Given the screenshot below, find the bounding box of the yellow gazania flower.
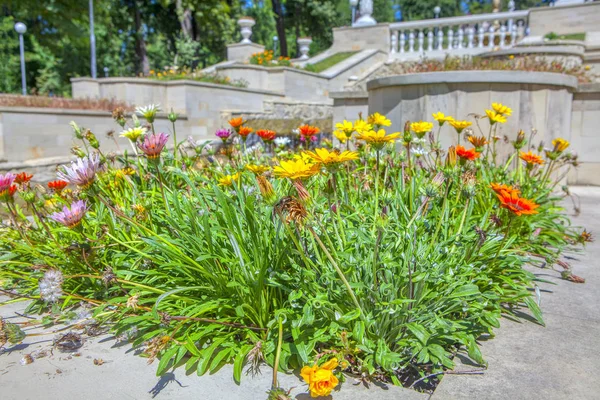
[245,164,270,175]
[552,138,570,152]
[410,121,434,136]
[301,358,339,399]
[432,112,454,125]
[335,120,355,138]
[333,130,349,143]
[120,127,147,141]
[356,129,401,147]
[448,119,472,133]
[367,112,391,128]
[218,172,241,187]
[492,102,512,116]
[485,110,507,125]
[353,119,372,135]
[273,159,320,180]
[304,148,359,165]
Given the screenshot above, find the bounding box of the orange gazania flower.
[301,358,339,398]
[238,126,253,137]
[496,190,539,216]
[490,182,520,196]
[228,117,244,129]
[298,125,320,138]
[256,129,276,142]
[48,180,69,192]
[14,172,33,185]
[519,151,544,165]
[455,145,480,161]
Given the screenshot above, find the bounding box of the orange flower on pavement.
[301,358,340,398]
[496,190,539,216]
[520,151,544,165]
[455,145,480,161]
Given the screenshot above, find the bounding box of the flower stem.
[272,316,284,389]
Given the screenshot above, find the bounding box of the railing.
[389,10,529,57]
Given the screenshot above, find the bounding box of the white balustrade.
[388,10,528,58]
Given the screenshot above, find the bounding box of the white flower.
[245,144,263,155]
[135,104,161,123]
[39,269,63,303]
[120,127,147,141]
[274,137,291,147]
[412,147,428,157]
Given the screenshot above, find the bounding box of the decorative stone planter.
[367,70,578,156]
[297,37,313,61]
[237,17,256,44]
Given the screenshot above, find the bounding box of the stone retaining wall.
[570,83,600,186]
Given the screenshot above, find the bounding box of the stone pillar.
[354,0,377,27]
[238,17,255,44]
[297,37,312,60]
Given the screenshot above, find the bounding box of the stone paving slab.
[433,186,600,400]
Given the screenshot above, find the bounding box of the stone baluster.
[457,27,464,49]
[437,28,444,50]
[467,27,475,48]
[418,30,424,52]
[510,25,517,46]
[507,0,515,34]
[478,25,485,48]
[390,31,398,54]
[400,31,406,53]
[499,25,507,48]
[427,30,434,51]
[488,26,495,48]
[408,31,415,52]
[448,28,454,49]
[517,20,525,40]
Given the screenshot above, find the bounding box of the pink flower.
[50,200,87,229]
[0,173,17,201]
[137,132,169,159]
[215,129,233,142]
[57,153,101,189]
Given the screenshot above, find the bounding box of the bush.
[0,105,588,398]
[249,50,292,67]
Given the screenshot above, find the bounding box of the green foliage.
[0,103,585,392]
[303,51,358,73]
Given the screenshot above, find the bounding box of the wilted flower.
[50,200,87,229]
[120,127,147,142]
[112,107,127,127]
[57,153,101,189]
[39,269,64,303]
[445,146,457,168]
[300,358,339,398]
[274,196,308,225]
[137,132,169,160]
[136,104,161,123]
[256,175,275,201]
[579,229,593,244]
[467,136,488,152]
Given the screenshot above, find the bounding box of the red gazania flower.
[48,180,69,192]
[256,129,276,142]
[496,190,539,216]
[490,182,520,196]
[0,185,17,201]
[519,151,544,165]
[14,172,33,185]
[298,125,320,138]
[238,126,254,138]
[455,145,480,161]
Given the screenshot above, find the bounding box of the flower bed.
[0,102,590,398]
[0,94,131,111]
[146,68,248,88]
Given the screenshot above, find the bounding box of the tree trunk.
[133,0,150,75]
[272,0,288,57]
[176,0,194,39]
[294,1,301,58]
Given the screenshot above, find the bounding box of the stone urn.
[297,37,312,61]
[355,0,377,26]
[238,17,255,44]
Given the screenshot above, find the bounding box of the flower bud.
[168,108,178,123]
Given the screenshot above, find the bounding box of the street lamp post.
[273,36,279,57]
[349,0,359,25]
[103,67,110,78]
[14,22,27,96]
[433,6,441,49]
[89,0,97,79]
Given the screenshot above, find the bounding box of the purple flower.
[0,173,16,193]
[137,132,169,159]
[215,128,233,142]
[50,200,87,229]
[57,153,101,188]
